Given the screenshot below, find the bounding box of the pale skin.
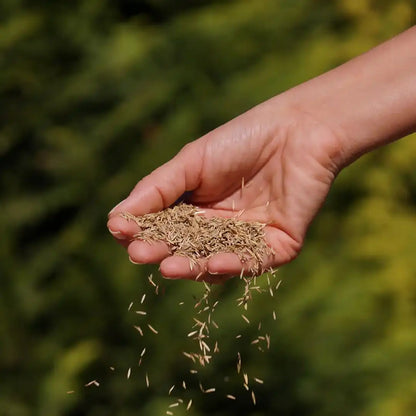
[107,26,416,283]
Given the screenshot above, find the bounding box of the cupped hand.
[107,97,344,282]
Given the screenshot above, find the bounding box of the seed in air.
[168,402,179,408]
[168,385,175,395]
[186,399,193,410]
[254,377,264,384]
[66,391,75,394]
[182,380,187,389]
[136,310,147,315]
[147,324,158,334]
[251,390,257,405]
[241,314,250,324]
[166,412,173,416]
[145,373,149,388]
[134,325,143,336]
[140,347,146,357]
[140,294,146,304]
[127,368,131,379]
[128,301,134,311]
[85,380,99,387]
[226,394,236,400]
[273,310,277,320]
[205,388,216,393]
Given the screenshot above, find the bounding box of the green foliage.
[1,0,416,415]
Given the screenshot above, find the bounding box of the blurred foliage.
[1,0,416,415]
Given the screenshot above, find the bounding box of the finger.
[127,240,171,264]
[107,215,140,240]
[108,144,203,218]
[159,255,233,284]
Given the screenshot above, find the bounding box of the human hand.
[107,98,342,282]
[108,26,416,282]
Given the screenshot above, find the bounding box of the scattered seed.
[254,377,264,384]
[128,301,134,311]
[140,294,146,304]
[66,391,75,394]
[134,325,144,336]
[166,412,173,416]
[226,394,236,400]
[241,314,250,324]
[85,380,99,387]
[109,366,115,371]
[140,347,146,357]
[169,402,179,408]
[127,368,131,379]
[147,324,158,334]
[182,380,187,389]
[186,399,193,411]
[205,388,216,393]
[273,310,277,320]
[145,373,149,388]
[168,385,175,395]
[251,390,256,405]
[136,310,147,315]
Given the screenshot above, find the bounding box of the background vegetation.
[1,0,416,415]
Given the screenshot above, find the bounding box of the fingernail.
[108,229,127,239]
[162,275,175,280]
[109,198,127,216]
[129,256,142,265]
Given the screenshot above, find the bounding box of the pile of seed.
[121,204,272,274]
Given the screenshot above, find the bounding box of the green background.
[1,0,416,414]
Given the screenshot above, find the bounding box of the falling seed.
[134,325,144,336]
[136,310,147,315]
[128,301,134,311]
[243,373,249,385]
[179,301,185,306]
[241,314,250,324]
[148,274,156,287]
[140,294,146,304]
[140,347,146,357]
[187,330,198,337]
[145,373,149,388]
[127,368,131,379]
[205,388,216,393]
[169,402,179,408]
[226,394,236,400]
[186,399,193,410]
[109,366,115,371]
[251,390,256,405]
[182,380,187,389]
[236,334,242,339]
[275,280,282,290]
[254,377,264,384]
[168,385,175,395]
[147,324,158,334]
[273,310,277,320]
[190,369,198,374]
[85,380,99,387]
[269,287,274,297]
[66,391,75,394]
[166,412,173,416]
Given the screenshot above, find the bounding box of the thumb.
[108,143,203,218]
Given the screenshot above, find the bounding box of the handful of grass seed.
[121,203,272,274]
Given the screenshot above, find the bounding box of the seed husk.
[121,203,273,274]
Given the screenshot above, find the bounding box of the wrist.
[279,26,416,169]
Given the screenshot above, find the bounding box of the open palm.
[107,99,341,281]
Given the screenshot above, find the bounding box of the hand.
[107,98,342,282]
